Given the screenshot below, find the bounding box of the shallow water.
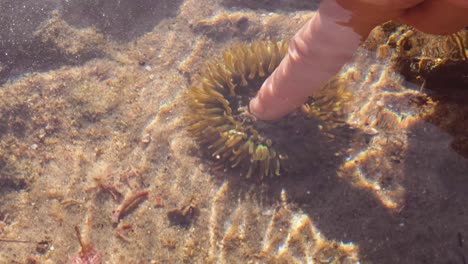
[0,0,467,263]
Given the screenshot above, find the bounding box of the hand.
[249,0,468,120]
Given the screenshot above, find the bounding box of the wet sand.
[0,0,467,263]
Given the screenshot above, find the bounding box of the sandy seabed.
[0,0,467,263]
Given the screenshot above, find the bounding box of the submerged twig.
[0,238,34,243]
[91,176,123,201]
[68,226,102,264]
[112,190,149,224]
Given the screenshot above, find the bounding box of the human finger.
[399,0,468,34]
[249,0,383,120]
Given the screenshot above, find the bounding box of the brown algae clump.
[187,40,288,179]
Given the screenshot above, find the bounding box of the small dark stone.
[36,240,50,254]
[167,204,199,227]
[235,17,249,31]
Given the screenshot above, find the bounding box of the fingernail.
[249,97,264,116]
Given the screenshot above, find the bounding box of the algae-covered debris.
[382,24,468,157]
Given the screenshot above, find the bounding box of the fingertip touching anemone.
[186,40,350,179]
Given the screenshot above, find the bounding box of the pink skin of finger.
[399,0,468,34]
[249,0,468,120]
[249,1,365,120]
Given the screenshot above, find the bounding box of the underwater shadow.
[0,1,62,85]
[258,131,408,263]
[220,119,468,263]
[285,33,468,262]
[0,0,185,85]
[0,42,104,86]
[284,62,468,263]
[392,59,468,263]
[277,89,468,262]
[375,27,468,263]
[210,48,468,262]
[186,31,466,261]
[221,0,319,12]
[218,119,404,261]
[61,0,184,42]
[396,120,468,263]
[0,1,108,85]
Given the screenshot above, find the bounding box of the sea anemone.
[186,40,348,179]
